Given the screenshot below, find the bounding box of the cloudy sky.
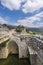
[0,0,43,27]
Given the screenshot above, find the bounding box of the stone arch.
[8,40,19,56]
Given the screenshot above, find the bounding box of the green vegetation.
[26,27,43,35]
[0,42,6,47]
[26,29,36,35]
[15,25,24,33]
[0,39,9,47]
[0,54,30,65]
[29,31,33,35]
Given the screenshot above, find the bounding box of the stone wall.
[30,54,37,65]
[0,46,8,59]
[28,37,43,65]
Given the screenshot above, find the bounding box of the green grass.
[0,54,31,65]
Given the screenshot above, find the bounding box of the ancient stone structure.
[0,37,28,59]
[0,31,43,65]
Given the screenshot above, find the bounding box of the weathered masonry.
[0,34,43,65]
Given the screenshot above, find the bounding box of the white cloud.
[14,12,43,27]
[14,19,33,27]
[1,0,43,13]
[0,0,43,27]
[22,0,43,13]
[0,12,43,27]
[1,0,23,10]
[0,17,8,24]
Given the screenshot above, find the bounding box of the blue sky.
[0,0,43,27]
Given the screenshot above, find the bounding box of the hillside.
[0,24,43,34]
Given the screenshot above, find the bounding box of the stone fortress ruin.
[0,25,43,65]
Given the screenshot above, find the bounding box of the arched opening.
[8,41,19,58]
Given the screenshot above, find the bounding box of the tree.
[15,25,24,33]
